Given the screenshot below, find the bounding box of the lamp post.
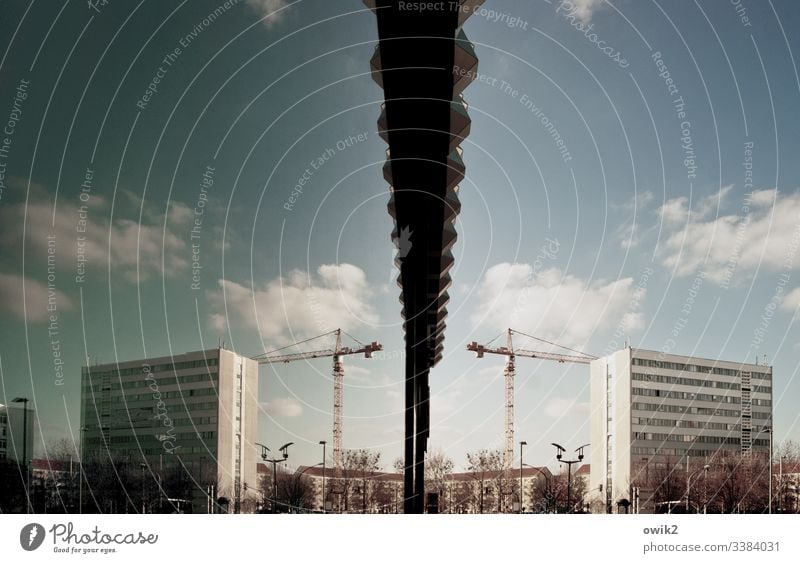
[255,442,293,513]
[293,462,323,513]
[78,426,86,514]
[768,426,773,515]
[319,440,327,513]
[754,425,773,514]
[519,441,527,514]
[522,463,550,513]
[12,397,30,514]
[551,442,588,513]
[686,464,710,514]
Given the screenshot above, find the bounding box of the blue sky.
[0,0,799,473]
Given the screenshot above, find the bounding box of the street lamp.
[78,426,87,514]
[523,463,550,513]
[255,442,293,513]
[12,397,30,514]
[519,441,527,514]
[293,462,323,513]
[685,464,710,514]
[319,440,327,513]
[551,442,588,513]
[140,462,147,513]
[754,425,773,514]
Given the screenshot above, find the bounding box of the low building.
[288,465,552,514]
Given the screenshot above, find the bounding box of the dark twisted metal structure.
[364,0,483,513]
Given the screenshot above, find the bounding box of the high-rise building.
[589,347,772,513]
[80,347,258,513]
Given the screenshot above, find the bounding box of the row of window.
[632,358,771,379]
[108,446,216,456]
[82,358,219,379]
[631,447,726,457]
[632,372,742,391]
[85,373,219,391]
[632,387,741,404]
[633,432,740,445]
[632,402,741,417]
[632,417,740,431]
[170,416,218,427]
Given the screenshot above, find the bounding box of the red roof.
[575,464,590,476]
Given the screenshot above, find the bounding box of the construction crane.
[467,328,597,469]
[253,329,382,479]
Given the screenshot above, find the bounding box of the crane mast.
[467,328,596,470]
[254,329,382,486]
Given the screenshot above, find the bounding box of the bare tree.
[258,467,314,513]
[649,456,684,513]
[425,449,454,512]
[465,449,504,514]
[342,449,382,513]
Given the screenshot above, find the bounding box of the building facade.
[290,466,552,514]
[590,347,772,513]
[80,347,258,513]
[0,402,34,463]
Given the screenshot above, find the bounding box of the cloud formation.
[0,273,74,323]
[0,178,192,283]
[209,263,378,346]
[245,0,292,27]
[471,264,643,348]
[262,397,303,417]
[556,0,607,23]
[658,188,800,285]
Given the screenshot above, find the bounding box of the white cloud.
[544,396,590,418]
[262,397,303,417]
[782,287,800,312]
[0,181,192,282]
[246,0,291,27]
[658,188,800,284]
[0,273,74,323]
[557,0,607,23]
[209,263,378,346]
[471,264,643,348]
